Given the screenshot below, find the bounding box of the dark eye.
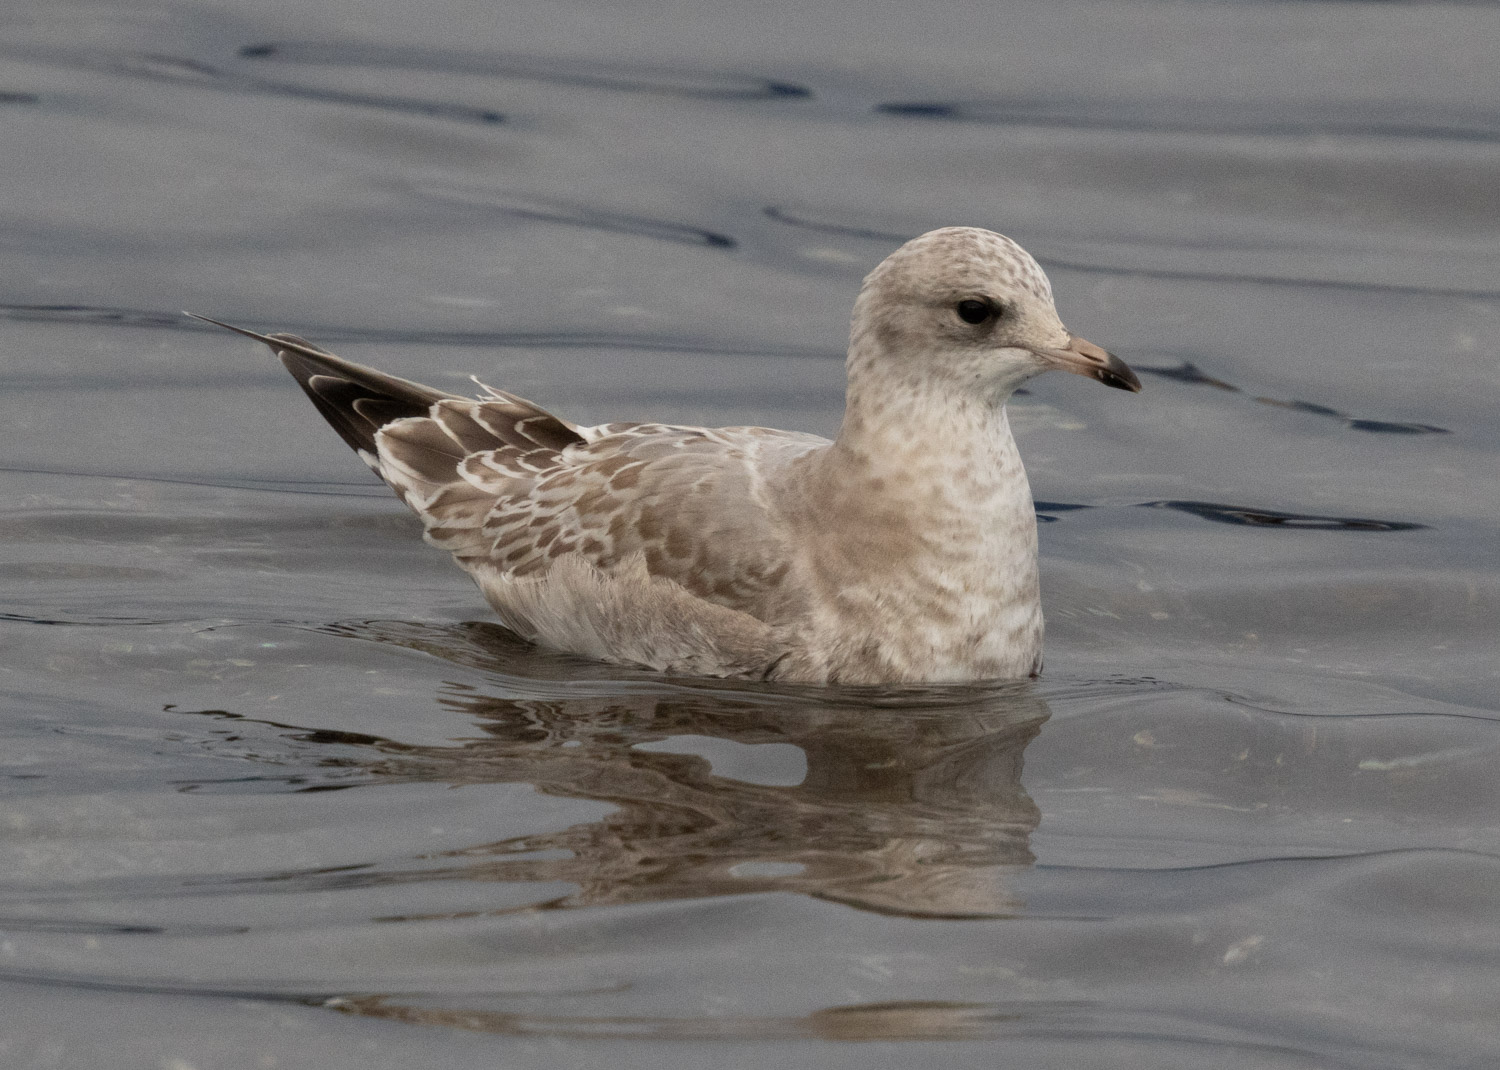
[955,299,995,325]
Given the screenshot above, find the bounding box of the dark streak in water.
[1216,696,1500,725]
[0,970,340,1004]
[0,919,157,935]
[1257,397,1343,419]
[1136,361,1239,392]
[0,611,191,627]
[1143,500,1425,531]
[0,918,247,937]
[0,464,388,498]
[0,305,186,330]
[0,91,39,105]
[172,774,375,794]
[1035,500,1093,524]
[0,967,639,1008]
[238,42,813,101]
[1135,360,1451,435]
[1037,845,1500,876]
[118,53,505,125]
[252,78,503,125]
[762,205,907,244]
[1033,497,1422,531]
[876,98,1500,145]
[409,185,735,248]
[1345,418,1450,435]
[0,304,838,358]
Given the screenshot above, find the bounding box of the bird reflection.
[316,620,1050,921]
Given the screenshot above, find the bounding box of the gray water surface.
[2,2,1498,1067]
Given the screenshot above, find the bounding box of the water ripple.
[1143,500,1426,532]
[236,41,813,101]
[1136,360,1451,435]
[117,52,506,125]
[0,304,837,357]
[406,183,735,248]
[876,97,1500,145]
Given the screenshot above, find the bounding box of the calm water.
[3,2,1499,1067]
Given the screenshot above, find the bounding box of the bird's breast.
[787,461,1043,683]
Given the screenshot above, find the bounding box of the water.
[2,2,1498,1067]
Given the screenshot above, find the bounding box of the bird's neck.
[806,356,1040,576]
[789,363,1043,682]
[833,361,1027,493]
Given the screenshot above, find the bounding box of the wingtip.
[183,311,231,330]
[183,311,271,342]
[183,312,335,361]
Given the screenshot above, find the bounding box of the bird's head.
[851,226,1141,400]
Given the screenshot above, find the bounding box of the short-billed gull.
[192,227,1139,684]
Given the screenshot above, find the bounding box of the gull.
[191,227,1139,684]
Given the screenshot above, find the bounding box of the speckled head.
[850,226,1141,398]
[869,227,1055,306]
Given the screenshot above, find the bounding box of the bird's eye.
[955,299,995,325]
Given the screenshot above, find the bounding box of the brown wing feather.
[194,316,814,629]
[375,413,813,621]
[442,426,816,621]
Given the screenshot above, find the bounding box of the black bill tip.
[1096,359,1143,392]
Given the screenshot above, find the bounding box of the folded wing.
[209,320,823,675]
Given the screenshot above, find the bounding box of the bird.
[191,226,1139,685]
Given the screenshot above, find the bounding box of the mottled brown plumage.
[194,227,1139,683]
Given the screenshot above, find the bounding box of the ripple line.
[1143,500,1426,531]
[0,464,389,498]
[1036,845,1500,876]
[0,303,838,358]
[406,184,735,248]
[117,52,505,125]
[237,41,812,101]
[875,97,1500,145]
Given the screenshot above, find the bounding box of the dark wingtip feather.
[190,312,459,456]
[193,313,586,484]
